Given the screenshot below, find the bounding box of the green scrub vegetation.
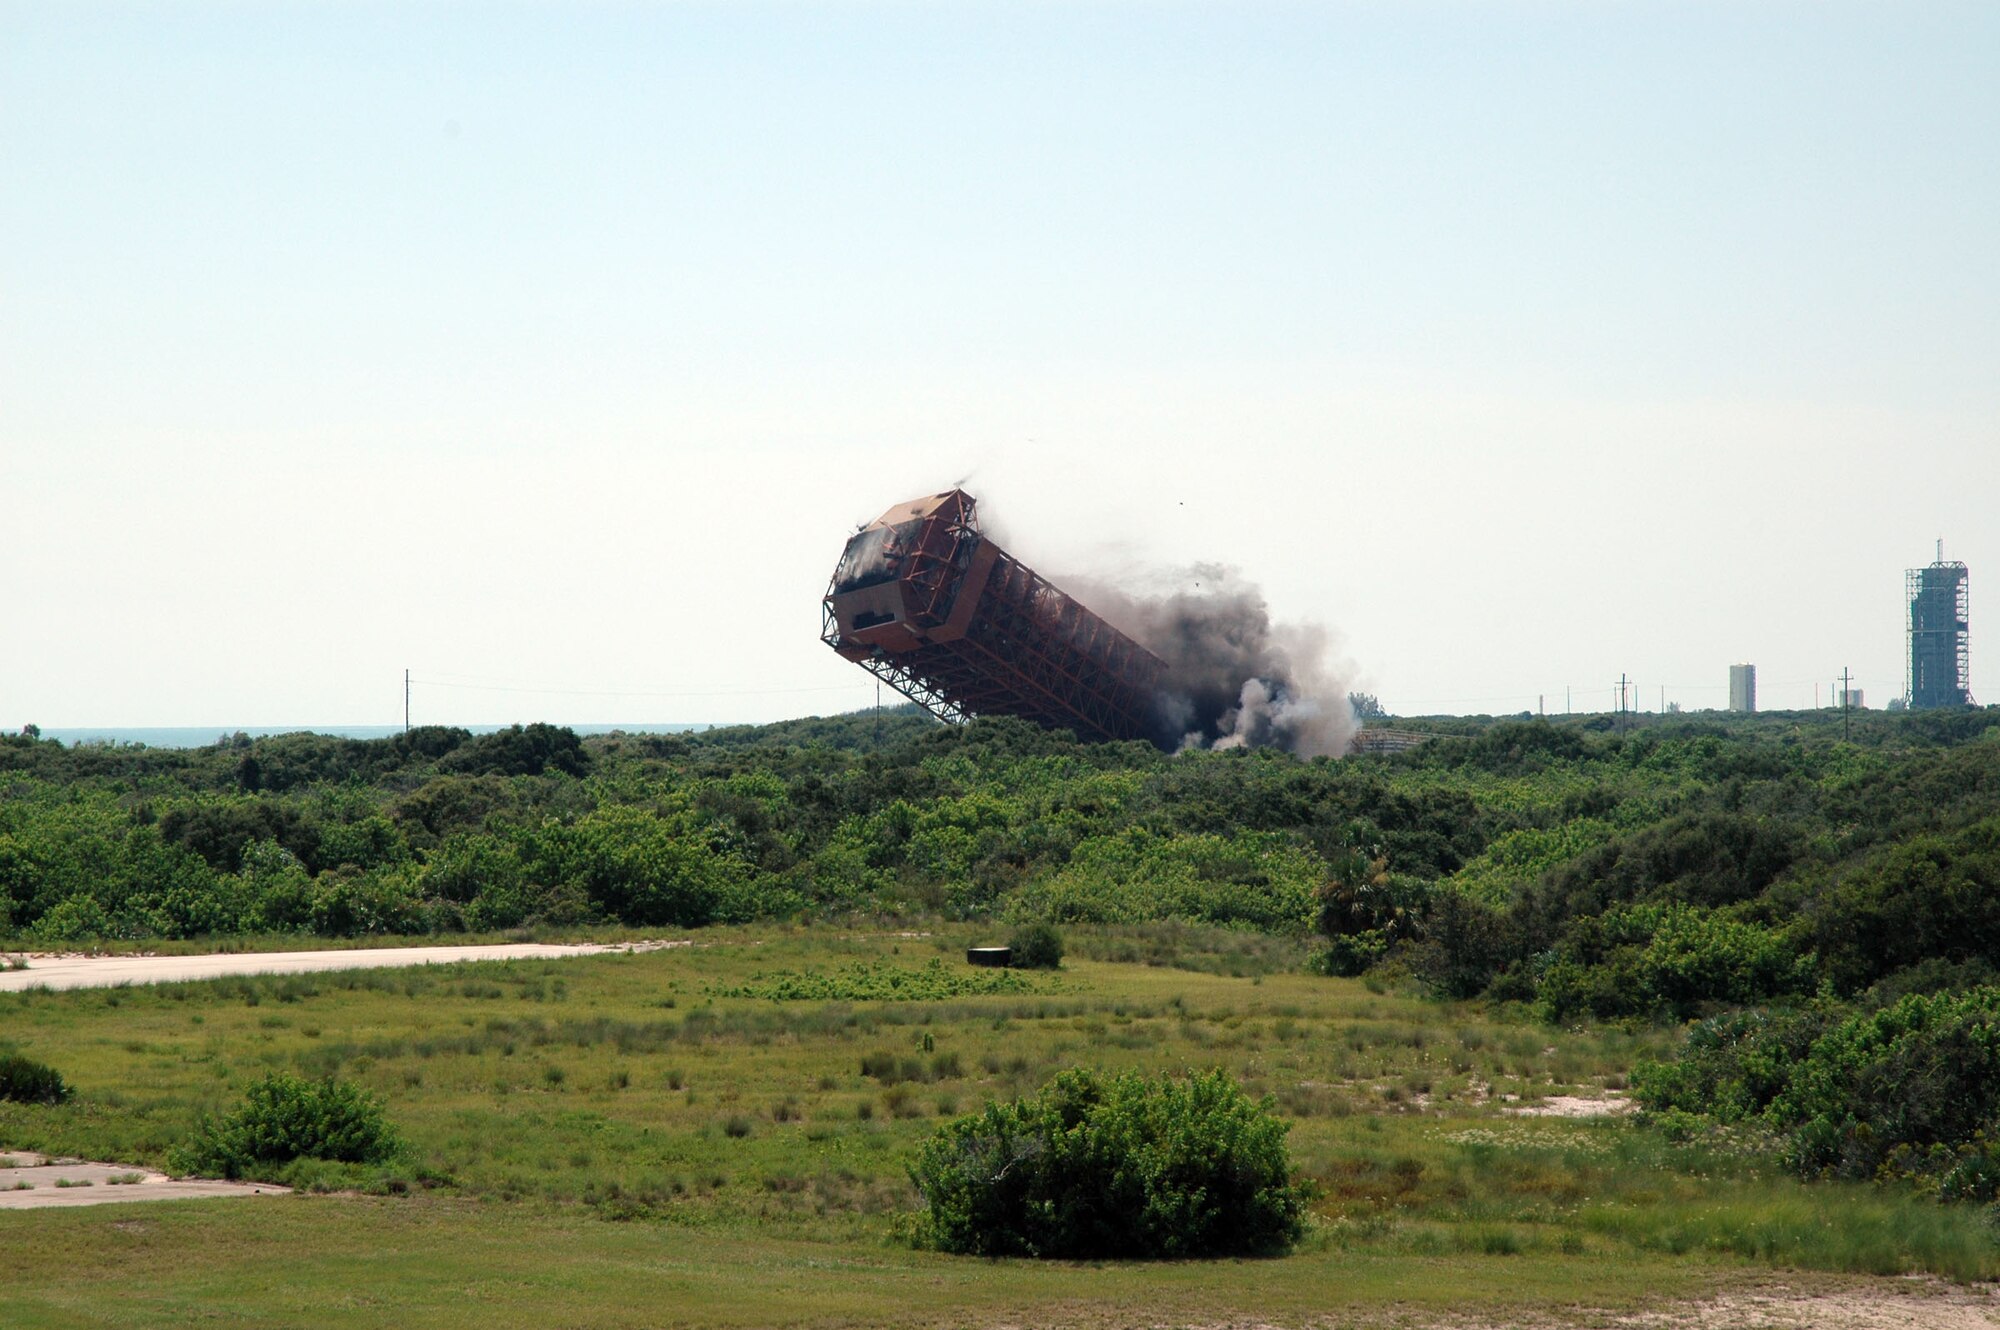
[4,706,2000,1324]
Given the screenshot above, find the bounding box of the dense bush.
[418,832,532,928]
[438,723,589,779]
[1630,1005,1832,1125]
[1525,810,1804,932]
[158,799,322,874]
[0,1051,72,1105]
[1422,719,1589,776]
[526,805,754,927]
[1007,920,1064,969]
[1314,850,1438,977]
[909,1068,1305,1258]
[1407,887,1513,999]
[6,705,2000,1037]
[1016,829,1321,930]
[171,1073,403,1179]
[1795,819,2000,993]
[1634,988,2000,1198]
[1538,903,1806,1021]
[1772,987,2000,1183]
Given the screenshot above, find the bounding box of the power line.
[1840,665,1854,741]
[1391,686,1623,708]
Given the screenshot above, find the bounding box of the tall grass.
[1582,1185,2000,1280]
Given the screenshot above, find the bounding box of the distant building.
[1729,663,1757,713]
[1837,688,1864,710]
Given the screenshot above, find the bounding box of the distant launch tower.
[1907,541,1972,710]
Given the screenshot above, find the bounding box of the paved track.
[0,941,674,993]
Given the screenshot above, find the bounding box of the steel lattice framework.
[1907,559,1973,710]
[822,490,1165,744]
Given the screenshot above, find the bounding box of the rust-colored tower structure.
[822,490,1164,743]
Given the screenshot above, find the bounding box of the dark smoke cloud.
[1066,565,1360,759]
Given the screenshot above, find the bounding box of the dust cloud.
[1067,565,1360,759]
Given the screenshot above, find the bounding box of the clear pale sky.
[5,3,1996,727]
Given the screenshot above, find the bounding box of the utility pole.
[404,669,410,736]
[1840,666,1853,742]
[1617,673,1630,731]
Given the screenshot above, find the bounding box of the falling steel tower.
[822,490,1165,743]
[1907,541,1972,710]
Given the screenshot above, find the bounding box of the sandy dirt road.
[1378,1279,2000,1329]
[1567,1280,2000,1329]
[0,940,681,993]
[0,1152,287,1209]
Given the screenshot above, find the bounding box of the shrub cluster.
[909,1068,1305,1259]
[3,712,1488,943]
[171,1073,403,1179]
[1776,988,2000,1186]
[1319,724,2000,1014]
[1537,902,1807,1022]
[8,706,2000,1041]
[1007,921,1064,969]
[1634,986,2000,1200]
[0,1052,71,1105]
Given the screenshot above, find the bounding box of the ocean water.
[35,723,711,750]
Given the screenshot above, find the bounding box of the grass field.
[3,924,1995,1327]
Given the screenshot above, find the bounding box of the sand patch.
[0,939,688,994]
[1394,1277,2000,1330]
[1608,1279,2000,1329]
[1502,1093,1636,1119]
[0,1152,288,1209]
